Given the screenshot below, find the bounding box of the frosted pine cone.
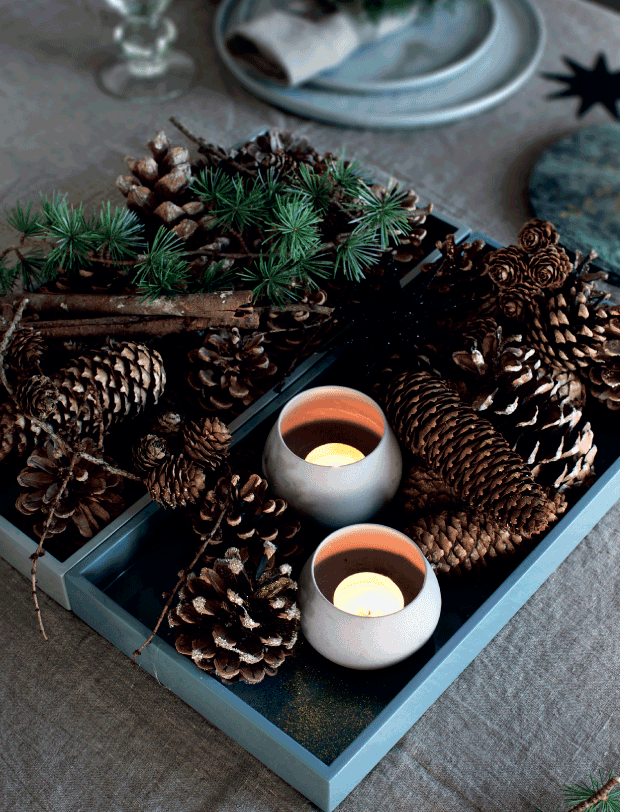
[170,543,299,683]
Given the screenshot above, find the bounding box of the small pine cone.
[6,328,45,380]
[187,328,278,415]
[146,454,207,508]
[517,218,560,253]
[132,434,171,474]
[527,245,572,290]
[384,371,552,536]
[498,288,533,320]
[0,400,34,464]
[14,375,59,420]
[182,416,231,470]
[15,438,125,539]
[169,543,300,684]
[484,245,530,289]
[192,473,302,560]
[260,288,334,369]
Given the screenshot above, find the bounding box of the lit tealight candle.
[333,572,405,617]
[305,443,365,467]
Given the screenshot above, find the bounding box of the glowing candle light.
[305,443,365,467]
[333,572,405,617]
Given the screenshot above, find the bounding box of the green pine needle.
[328,155,365,198]
[190,167,235,205]
[40,196,97,273]
[334,229,381,282]
[0,257,18,296]
[350,181,411,249]
[191,259,237,293]
[93,202,144,261]
[269,194,322,262]
[239,255,302,307]
[5,201,44,237]
[294,163,333,213]
[132,226,189,300]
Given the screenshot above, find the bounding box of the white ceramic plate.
[214,0,546,129]
[229,0,499,93]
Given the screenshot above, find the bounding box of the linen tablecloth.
[2,0,620,809]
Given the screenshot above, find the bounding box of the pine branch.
[536,772,620,812]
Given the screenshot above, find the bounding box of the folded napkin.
[226,1,419,87]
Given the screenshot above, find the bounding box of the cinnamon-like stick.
[31,312,259,339]
[9,290,253,318]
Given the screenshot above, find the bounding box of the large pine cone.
[14,341,166,440]
[450,321,596,492]
[191,473,302,561]
[5,327,45,384]
[169,543,299,683]
[15,438,125,539]
[186,327,278,415]
[384,371,552,537]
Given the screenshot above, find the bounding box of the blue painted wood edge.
[66,509,333,811]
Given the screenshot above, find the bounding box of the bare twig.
[567,775,620,812]
[132,502,229,662]
[0,297,28,395]
[29,451,80,640]
[169,116,210,149]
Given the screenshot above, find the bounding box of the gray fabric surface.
[2,0,620,809]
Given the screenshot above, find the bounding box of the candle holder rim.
[275,385,390,470]
[306,523,429,619]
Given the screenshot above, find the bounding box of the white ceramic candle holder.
[299,524,441,670]
[262,386,402,528]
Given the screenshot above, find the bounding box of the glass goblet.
[97,0,196,102]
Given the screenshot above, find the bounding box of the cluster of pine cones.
[379,218,617,576]
[0,335,165,546]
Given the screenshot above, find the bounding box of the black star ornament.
[543,53,620,119]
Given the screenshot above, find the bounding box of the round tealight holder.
[299,524,441,670]
[262,386,402,528]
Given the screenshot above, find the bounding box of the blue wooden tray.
[65,227,620,811]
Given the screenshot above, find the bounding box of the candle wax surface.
[305,443,365,467]
[333,572,405,617]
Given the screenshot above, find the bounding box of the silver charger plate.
[214,0,546,129]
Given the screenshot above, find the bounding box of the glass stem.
[114,13,177,77]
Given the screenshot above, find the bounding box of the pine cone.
[260,287,334,371]
[450,322,595,492]
[0,399,35,464]
[527,245,572,290]
[6,328,45,382]
[394,464,458,517]
[169,543,299,683]
[517,218,560,253]
[192,473,302,561]
[146,454,207,508]
[132,434,171,474]
[15,438,125,539]
[182,416,231,470]
[14,342,166,439]
[484,245,530,289]
[384,371,552,536]
[186,328,278,415]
